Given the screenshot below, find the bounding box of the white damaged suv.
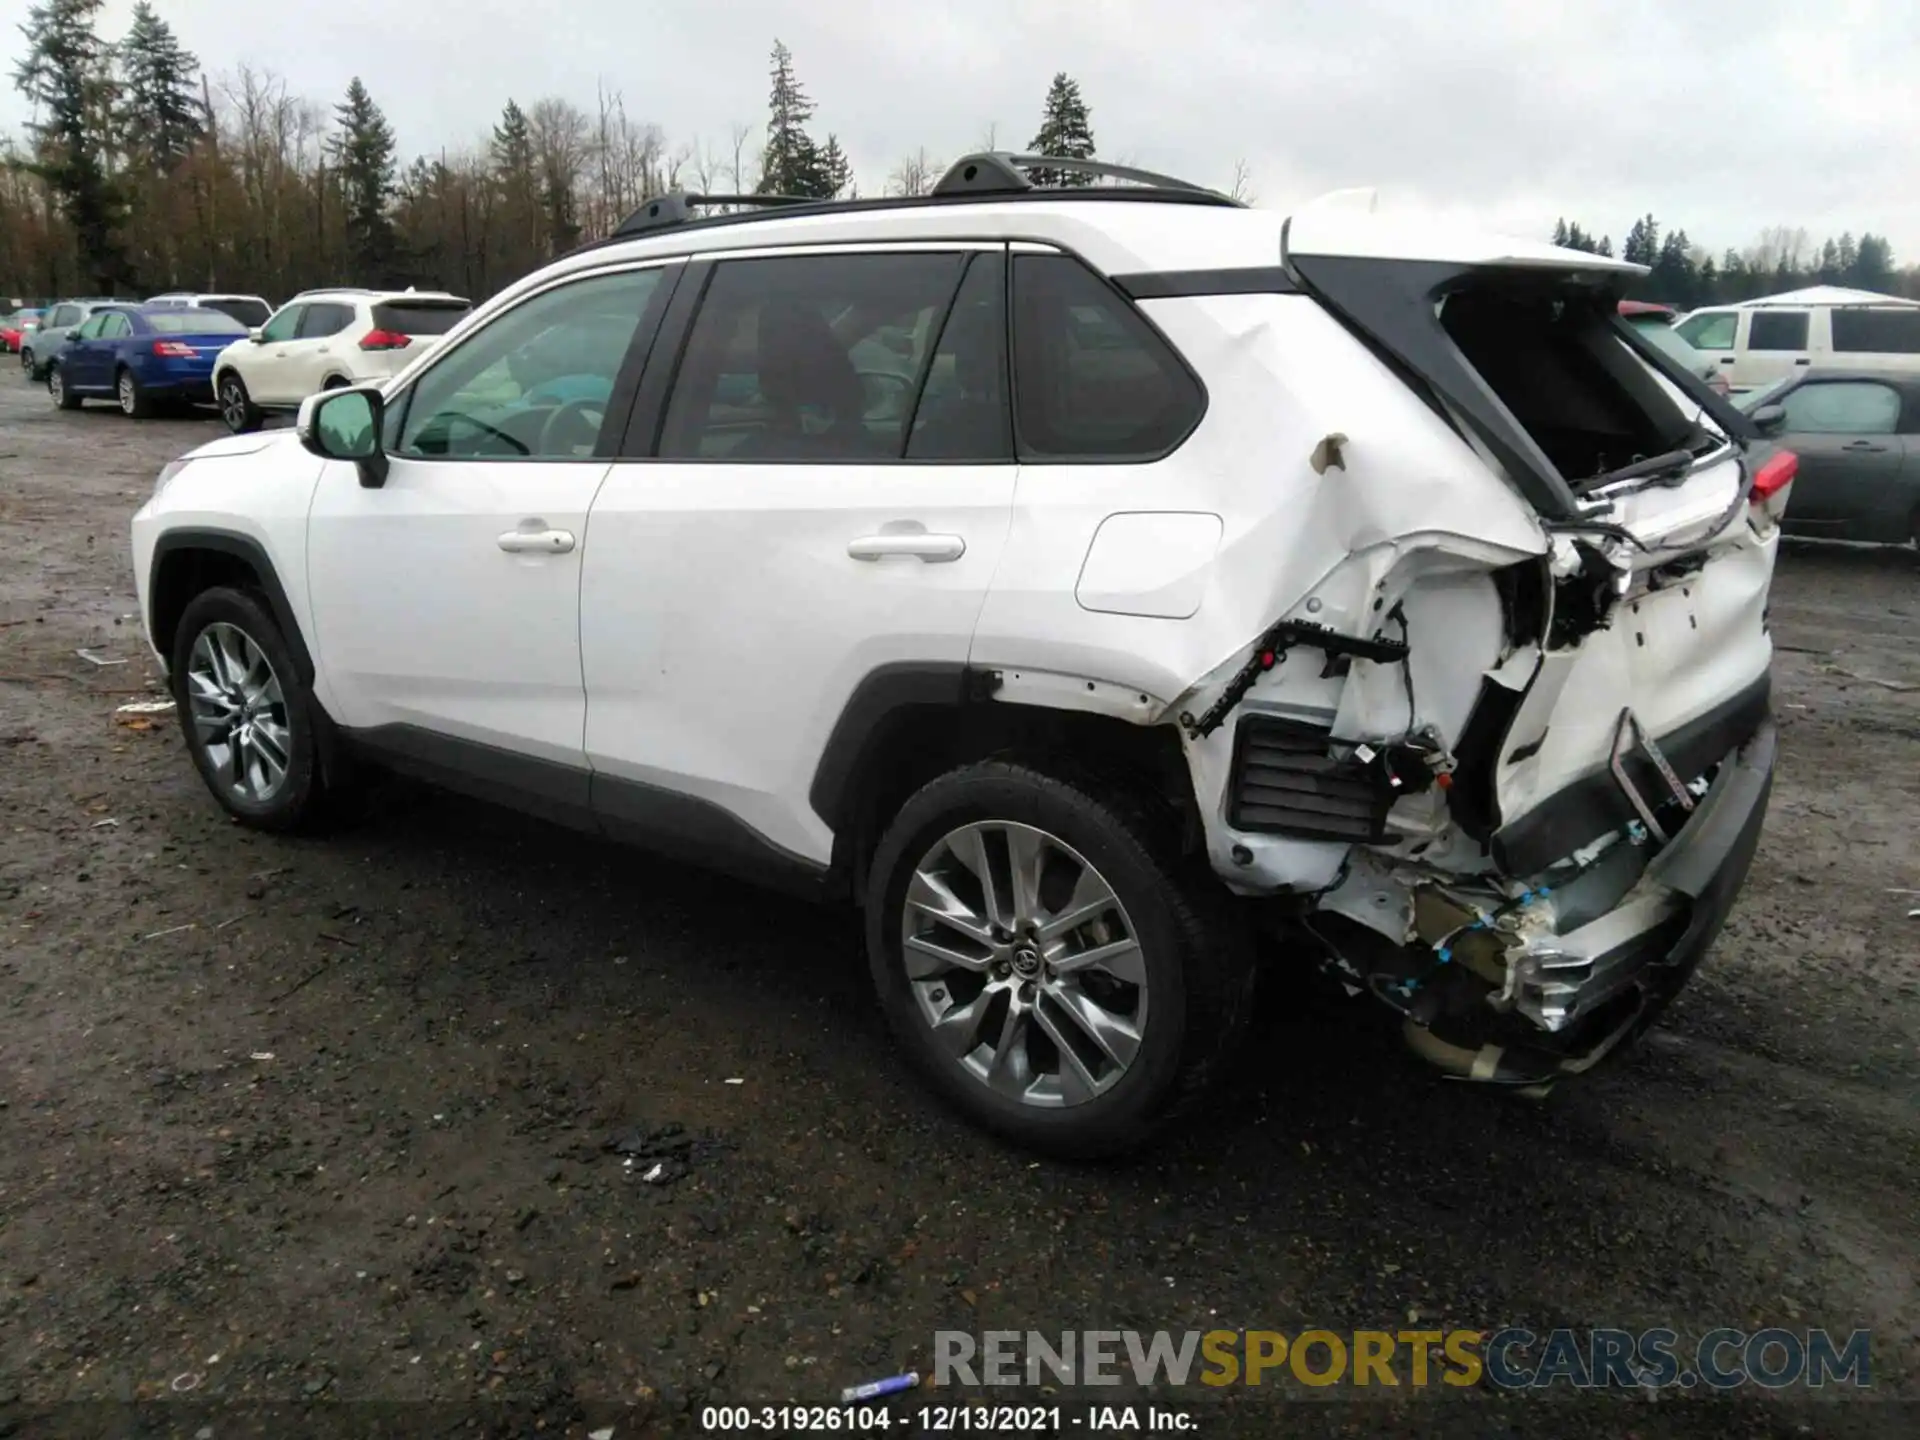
[131,155,1791,1156]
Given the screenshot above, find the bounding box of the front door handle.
[1842,440,1887,452]
[847,533,966,562]
[498,528,576,555]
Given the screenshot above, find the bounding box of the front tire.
[49,367,80,410]
[171,587,330,832]
[217,372,262,434]
[116,367,155,418]
[19,347,31,373]
[865,760,1256,1158]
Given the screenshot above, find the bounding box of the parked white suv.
[131,157,1786,1156]
[145,291,276,329]
[212,287,471,433]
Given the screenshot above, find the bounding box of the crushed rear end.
[1181,210,1785,1090]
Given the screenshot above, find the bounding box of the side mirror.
[1750,403,1788,435]
[298,386,389,488]
[247,327,264,343]
[65,327,81,341]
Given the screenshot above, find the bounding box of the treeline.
[3,1,1166,305]
[1555,214,1918,307]
[9,2,1913,312]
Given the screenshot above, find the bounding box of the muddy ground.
[1,369,1916,1440]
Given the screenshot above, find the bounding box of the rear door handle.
[1794,357,1811,365]
[498,528,576,554]
[1842,440,1888,452]
[847,533,966,562]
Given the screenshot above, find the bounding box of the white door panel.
[581,464,1014,863]
[305,456,606,763]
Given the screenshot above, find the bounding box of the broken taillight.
[1750,450,1797,503]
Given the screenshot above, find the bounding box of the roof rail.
[613,192,814,240]
[931,151,1228,200]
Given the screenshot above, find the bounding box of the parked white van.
[1674,285,1920,394]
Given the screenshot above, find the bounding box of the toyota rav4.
[130,155,1789,1157]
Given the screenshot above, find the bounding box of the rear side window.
[659,252,969,462]
[298,303,355,339]
[1780,380,1901,434]
[149,310,247,335]
[374,301,470,336]
[1747,311,1809,352]
[1829,308,1920,355]
[1010,254,1203,460]
[906,253,1012,462]
[1676,312,1737,350]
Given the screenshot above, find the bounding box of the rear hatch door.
[372,297,471,353]
[1284,214,1777,872]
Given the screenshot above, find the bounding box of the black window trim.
[1108,265,1300,299]
[382,258,686,465]
[617,242,1018,467]
[1007,243,1211,466]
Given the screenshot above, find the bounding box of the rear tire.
[116,367,155,418]
[864,760,1256,1159]
[217,372,262,434]
[19,347,31,373]
[49,366,80,410]
[170,586,332,833]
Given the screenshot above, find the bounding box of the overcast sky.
[8,0,1920,261]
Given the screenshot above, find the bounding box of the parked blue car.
[48,304,252,416]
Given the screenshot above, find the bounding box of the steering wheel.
[857,369,913,419]
[537,396,607,456]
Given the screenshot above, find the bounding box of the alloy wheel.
[118,373,136,414]
[220,380,246,430]
[186,622,292,803]
[47,371,62,406]
[899,821,1148,1108]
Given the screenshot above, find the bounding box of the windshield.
[148,309,249,335]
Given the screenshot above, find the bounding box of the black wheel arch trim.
[150,528,315,686]
[807,661,987,836]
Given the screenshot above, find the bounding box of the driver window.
[76,314,108,339]
[394,267,661,461]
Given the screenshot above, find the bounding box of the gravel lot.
[1,370,1916,1439]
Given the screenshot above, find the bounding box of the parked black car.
[1742,369,1920,547]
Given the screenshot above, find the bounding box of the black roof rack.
[612,193,813,239]
[566,160,1242,260]
[931,152,1226,199]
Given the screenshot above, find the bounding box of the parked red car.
[0,309,42,354]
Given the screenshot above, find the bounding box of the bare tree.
[887,147,941,197]
[1227,157,1255,204]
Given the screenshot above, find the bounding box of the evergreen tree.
[1650,229,1695,306]
[1817,238,1842,284]
[1851,233,1895,292]
[491,99,534,176]
[116,1,201,172]
[1696,254,1719,305]
[1836,232,1858,277]
[1027,72,1096,186]
[816,133,852,200]
[1551,218,1569,247]
[13,0,126,290]
[759,40,835,198]
[329,77,398,279]
[1622,214,1660,267]
[1597,236,1613,257]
